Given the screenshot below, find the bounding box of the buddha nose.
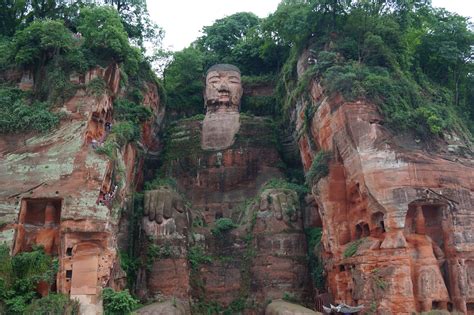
[218,81,229,92]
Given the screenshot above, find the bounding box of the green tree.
[78,6,130,62]
[416,9,474,104]
[196,12,260,67]
[13,19,73,68]
[11,18,78,99]
[164,47,205,116]
[102,288,138,315]
[0,87,60,133]
[0,0,29,37]
[102,0,163,49]
[232,25,286,75]
[26,0,69,21]
[0,0,71,37]
[0,245,59,314]
[262,1,314,48]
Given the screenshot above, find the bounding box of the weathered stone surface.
[202,112,240,150]
[145,258,190,300]
[135,299,190,315]
[139,187,191,301]
[144,188,187,230]
[252,189,311,304]
[265,300,322,315]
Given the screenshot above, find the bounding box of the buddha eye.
[228,76,240,84]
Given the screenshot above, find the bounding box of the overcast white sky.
[146,0,474,52]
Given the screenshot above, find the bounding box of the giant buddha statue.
[139,63,310,308]
[202,64,243,150]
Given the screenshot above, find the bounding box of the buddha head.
[204,64,243,113]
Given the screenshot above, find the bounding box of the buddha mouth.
[218,91,230,101]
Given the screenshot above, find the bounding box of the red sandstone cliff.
[294,51,474,314]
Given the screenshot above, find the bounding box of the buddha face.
[204,67,243,112]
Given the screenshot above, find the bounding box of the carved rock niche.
[13,198,62,256]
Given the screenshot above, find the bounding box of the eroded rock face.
[135,299,190,315]
[294,52,474,314]
[0,64,162,313]
[139,187,190,300]
[252,189,311,303]
[201,112,240,151]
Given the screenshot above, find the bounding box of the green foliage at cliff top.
[272,0,473,139]
[0,1,163,134]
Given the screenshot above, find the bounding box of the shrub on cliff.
[144,177,178,190]
[187,245,212,271]
[321,62,460,138]
[263,178,308,201]
[86,77,107,97]
[25,293,80,315]
[102,288,138,315]
[343,239,364,258]
[305,151,332,186]
[211,218,238,237]
[111,121,139,146]
[0,87,60,134]
[0,245,59,314]
[113,98,152,123]
[305,227,325,290]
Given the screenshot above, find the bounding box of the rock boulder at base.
[265,300,322,315]
[135,299,190,315]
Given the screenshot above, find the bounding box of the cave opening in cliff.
[12,198,63,296]
[355,221,369,239]
[432,301,443,310]
[14,198,62,255]
[405,200,454,311]
[405,202,447,249]
[371,211,386,237]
